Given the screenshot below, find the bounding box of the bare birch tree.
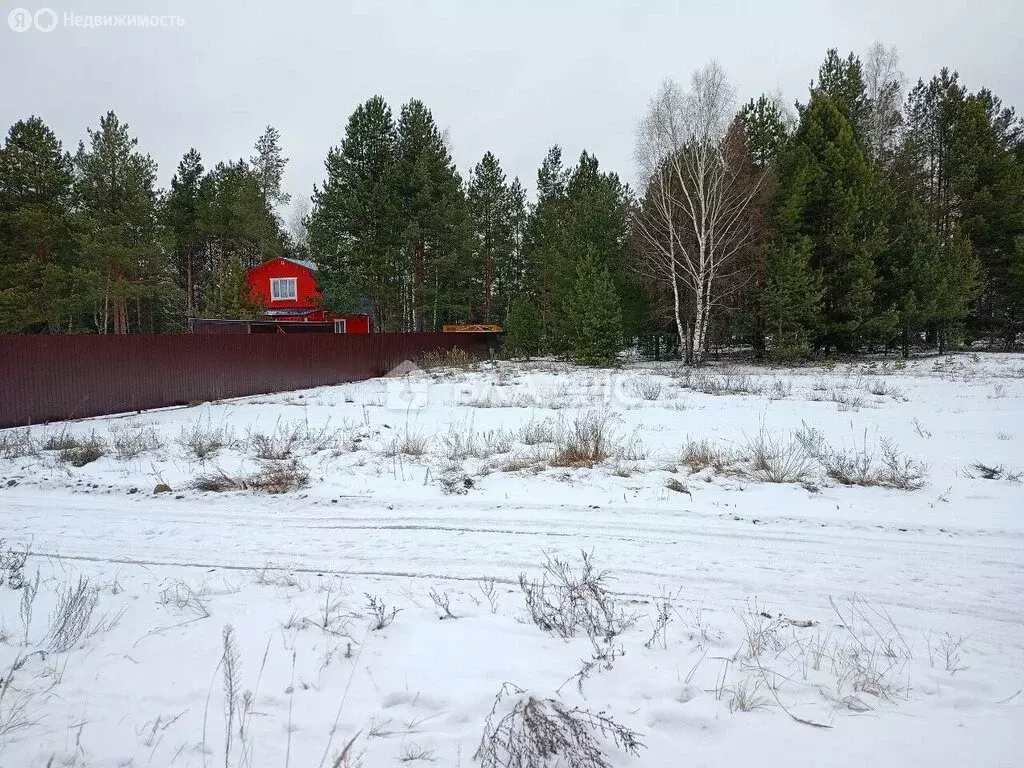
[633,62,764,364]
[863,42,906,164]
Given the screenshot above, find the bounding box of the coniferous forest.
[1,45,1022,362]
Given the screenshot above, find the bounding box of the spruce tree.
[502,297,544,359]
[761,239,823,358]
[566,249,622,366]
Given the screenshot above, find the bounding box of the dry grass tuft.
[193,460,309,494]
[745,428,815,484]
[384,428,430,457]
[0,429,38,460]
[178,418,236,460]
[418,347,474,372]
[664,477,689,494]
[679,438,740,474]
[626,378,664,401]
[110,422,165,460]
[551,412,616,468]
[246,418,344,460]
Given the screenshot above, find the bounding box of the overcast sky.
[2,0,1021,218]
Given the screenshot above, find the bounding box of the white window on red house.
[270,278,297,301]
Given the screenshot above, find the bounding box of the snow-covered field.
[1,352,1023,767]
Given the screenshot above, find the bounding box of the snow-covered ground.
[1,352,1022,767]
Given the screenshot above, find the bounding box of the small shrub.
[968,462,1021,482]
[497,450,551,474]
[60,433,107,467]
[41,430,80,452]
[877,439,929,489]
[689,372,762,397]
[829,389,865,412]
[247,418,342,460]
[796,424,928,490]
[440,470,475,495]
[366,594,400,630]
[475,683,643,768]
[47,576,99,653]
[519,550,635,641]
[0,540,29,590]
[767,379,793,400]
[867,380,891,396]
[476,429,514,458]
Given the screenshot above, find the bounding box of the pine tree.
[526,149,642,354]
[309,96,404,326]
[467,151,520,323]
[199,252,263,319]
[75,111,175,333]
[901,70,1002,348]
[0,116,92,332]
[955,89,1024,345]
[564,152,645,341]
[199,159,283,269]
[164,148,206,317]
[738,95,792,168]
[525,145,571,349]
[773,92,884,351]
[812,49,869,140]
[566,249,623,366]
[396,99,472,331]
[251,125,291,210]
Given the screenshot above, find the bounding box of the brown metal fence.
[0,333,495,428]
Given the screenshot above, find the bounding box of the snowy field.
[1,352,1023,767]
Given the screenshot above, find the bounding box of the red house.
[245,257,371,333]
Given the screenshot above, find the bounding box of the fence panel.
[0,333,493,428]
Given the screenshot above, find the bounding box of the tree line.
[1,44,1022,362]
[0,115,291,333]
